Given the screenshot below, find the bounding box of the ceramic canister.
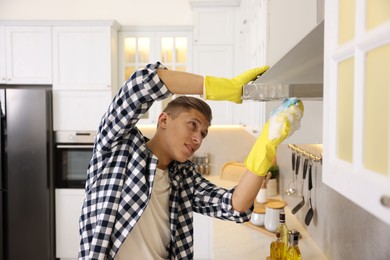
[264,200,286,232]
[250,206,266,226]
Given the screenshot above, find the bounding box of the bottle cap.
[289,229,300,246]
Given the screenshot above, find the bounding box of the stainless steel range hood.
[243,20,324,101]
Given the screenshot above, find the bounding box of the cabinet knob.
[381,195,390,208]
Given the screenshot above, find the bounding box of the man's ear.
[158,112,169,129]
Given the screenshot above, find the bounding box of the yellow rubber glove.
[204,66,269,104]
[244,98,304,176]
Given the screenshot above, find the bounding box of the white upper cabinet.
[190,1,240,125]
[52,22,119,131]
[119,28,192,125]
[193,45,235,125]
[323,0,390,225]
[0,25,52,84]
[52,24,118,91]
[193,7,235,45]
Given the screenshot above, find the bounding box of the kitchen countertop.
[205,175,328,260]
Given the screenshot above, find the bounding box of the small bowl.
[250,212,265,226]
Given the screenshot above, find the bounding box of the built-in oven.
[55,131,95,188]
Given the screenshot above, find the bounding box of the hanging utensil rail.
[288,144,322,163]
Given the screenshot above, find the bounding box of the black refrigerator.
[0,86,55,260]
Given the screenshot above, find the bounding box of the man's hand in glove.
[204,66,269,104]
[245,98,304,177]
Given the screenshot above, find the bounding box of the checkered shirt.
[78,62,253,260]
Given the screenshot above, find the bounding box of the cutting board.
[220,162,247,182]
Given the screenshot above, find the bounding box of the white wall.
[0,0,193,26]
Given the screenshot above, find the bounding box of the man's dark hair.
[163,96,212,125]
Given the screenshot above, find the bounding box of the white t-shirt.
[115,168,170,259]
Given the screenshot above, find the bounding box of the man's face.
[160,108,209,163]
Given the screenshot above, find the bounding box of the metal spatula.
[305,163,314,225]
[291,158,308,214]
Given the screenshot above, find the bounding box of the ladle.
[284,152,296,195]
[291,158,308,214]
[304,163,314,225]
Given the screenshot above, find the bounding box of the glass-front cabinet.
[323,0,390,225]
[119,29,192,124]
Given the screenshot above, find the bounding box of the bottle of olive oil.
[275,210,288,256]
[270,232,284,260]
[285,230,301,260]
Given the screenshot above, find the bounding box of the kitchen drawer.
[53,90,112,131]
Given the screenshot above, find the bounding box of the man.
[79,62,303,259]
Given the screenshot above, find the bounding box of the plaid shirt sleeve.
[95,62,170,154]
[167,162,252,259]
[192,172,253,221]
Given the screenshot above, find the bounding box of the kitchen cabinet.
[192,6,235,45]
[234,0,269,133]
[323,0,390,226]
[238,0,267,69]
[52,23,119,91]
[52,21,119,131]
[119,29,192,124]
[55,189,85,259]
[0,25,52,84]
[193,45,235,125]
[53,90,111,131]
[190,1,240,125]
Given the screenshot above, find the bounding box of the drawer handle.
[56,145,94,149]
[380,195,390,208]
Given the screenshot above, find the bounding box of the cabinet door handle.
[381,195,390,208]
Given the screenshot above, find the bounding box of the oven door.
[55,144,93,188]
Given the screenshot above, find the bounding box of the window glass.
[337,57,355,162]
